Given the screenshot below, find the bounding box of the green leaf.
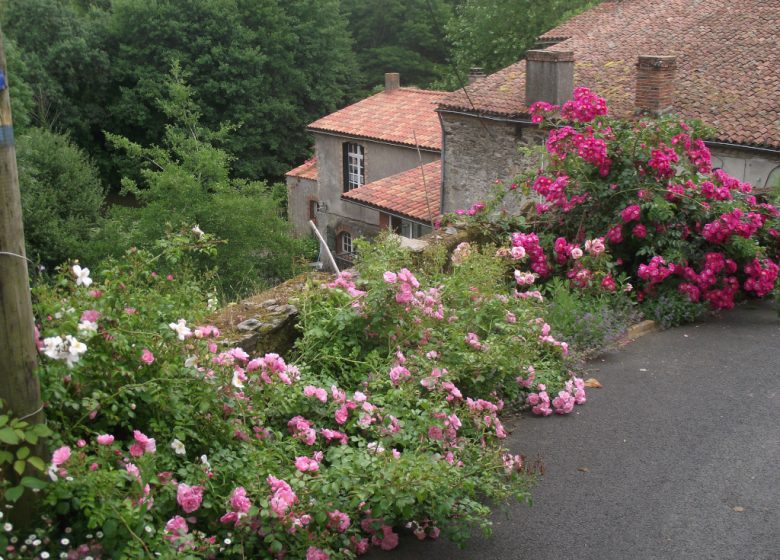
[27,456,45,472]
[32,424,53,437]
[0,451,12,464]
[16,446,30,460]
[20,476,47,489]
[0,415,8,428]
[4,485,24,503]
[13,460,26,475]
[102,518,118,538]
[25,432,38,445]
[0,426,20,445]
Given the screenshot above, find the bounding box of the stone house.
[286,74,445,268]
[437,0,780,212]
[287,0,780,263]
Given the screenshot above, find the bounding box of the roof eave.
[307,128,441,153]
[340,195,436,226]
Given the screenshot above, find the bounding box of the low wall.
[210,272,331,356]
[211,228,470,356]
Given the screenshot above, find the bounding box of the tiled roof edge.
[306,128,442,152]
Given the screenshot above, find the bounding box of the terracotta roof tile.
[341,160,441,224]
[309,88,446,151]
[285,157,318,181]
[439,0,780,149]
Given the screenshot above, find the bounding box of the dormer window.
[343,142,365,192]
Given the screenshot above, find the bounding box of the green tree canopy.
[342,0,455,91]
[16,128,106,269]
[102,64,311,298]
[445,0,599,83]
[101,0,358,181]
[2,0,111,155]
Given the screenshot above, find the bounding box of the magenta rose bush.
[2,232,566,559]
[462,87,780,326]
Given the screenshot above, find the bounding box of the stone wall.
[211,272,331,357]
[314,132,439,254]
[440,111,780,213]
[440,111,545,214]
[286,175,318,237]
[709,146,780,193]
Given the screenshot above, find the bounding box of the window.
[309,200,318,224]
[340,232,353,254]
[390,216,431,239]
[343,143,365,192]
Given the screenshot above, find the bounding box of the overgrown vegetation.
[1,231,570,558]
[457,87,780,329]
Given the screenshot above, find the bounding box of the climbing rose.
[96,434,114,445]
[177,483,204,513]
[307,547,329,560]
[141,348,155,365]
[51,446,71,466]
[327,510,351,533]
[295,456,320,473]
[164,516,188,544]
[72,264,93,287]
[129,430,156,457]
[230,487,251,513]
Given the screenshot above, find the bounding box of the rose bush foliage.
[3,232,582,559]
[461,87,780,318]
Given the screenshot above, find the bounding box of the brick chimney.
[385,72,400,91]
[525,50,574,106]
[468,67,486,85]
[635,55,677,115]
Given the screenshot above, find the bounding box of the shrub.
[542,278,640,360]
[461,87,780,318]
[101,64,311,299]
[16,128,106,270]
[3,232,556,558]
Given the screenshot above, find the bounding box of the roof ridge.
[397,87,449,96]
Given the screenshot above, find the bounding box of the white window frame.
[346,143,365,191]
[341,232,353,254]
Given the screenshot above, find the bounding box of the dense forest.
[2,0,597,298]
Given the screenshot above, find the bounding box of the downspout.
[438,112,447,216]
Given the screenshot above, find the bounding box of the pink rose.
[141,348,155,365]
[230,486,251,513]
[51,446,71,466]
[176,483,204,513]
[131,430,156,455]
[80,309,101,323]
[164,515,188,543]
[306,547,330,560]
[95,433,113,446]
[295,456,320,473]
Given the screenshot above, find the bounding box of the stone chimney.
[385,72,400,91]
[525,50,574,106]
[635,55,677,115]
[468,67,486,85]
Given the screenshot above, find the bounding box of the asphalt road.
[370,301,780,560]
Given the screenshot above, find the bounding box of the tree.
[103,64,311,297]
[16,128,106,270]
[445,0,599,84]
[101,0,358,181]
[341,0,456,91]
[1,0,111,162]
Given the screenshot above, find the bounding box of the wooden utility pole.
[0,26,44,520]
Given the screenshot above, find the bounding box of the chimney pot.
[635,55,677,116]
[385,72,400,91]
[468,67,486,85]
[525,50,575,107]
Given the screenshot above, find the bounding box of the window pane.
[341,232,352,254]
